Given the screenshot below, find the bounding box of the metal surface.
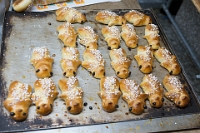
[0,9,200,133]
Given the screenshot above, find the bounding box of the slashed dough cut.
[102,26,121,50]
[143,24,160,50]
[58,77,83,114]
[57,22,77,47]
[120,79,148,115]
[82,49,105,79]
[163,75,190,108]
[109,48,131,79]
[31,78,59,116]
[134,45,154,74]
[30,47,54,78]
[95,10,126,26]
[121,24,138,49]
[3,81,32,121]
[154,47,181,75]
[77,26,98,50]
[140,74,164,108]
[124,10,152,26]
[60,47,81,77]
[98,77,121,113]
[56,7,86,23]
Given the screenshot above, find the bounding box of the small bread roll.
[58,77,83,114]
[110,48,131,79]
[134,45,154,74]
[77,26,98,50]
[56,7,86,23]
[154,47,181,75]
[31,78,59,116]
[121,24,138,49]
[60,47,81,77]
[140,74,164,108]
[102,26,121,50]
[163,75,190,108]
[30,47,54,78]
[124,10,152,26]
[95,10,126,26]
[143,24,160,50]
[120,79,148,115]
[82,49,105,79]
[3,81,32,121]
[57,22,77,47]
[12,0,33,12]
[98,77,121,113]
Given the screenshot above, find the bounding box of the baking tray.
[0,9,199,133]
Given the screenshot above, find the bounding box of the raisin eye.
[178,101,181,105]
[50,72,53,76]
[162,98,164,102]
[63,72,66,76]
[169,71,173,75]
[10,112,15,116]
[139,65,142,69]
[23,112,26,116]
[108,47,111,50]
[129,107,132,111]
[73,71,76,75]
[152,102,156,106]
[50,104,53,108]
[115,105,119,108]
[36,69,40,73]
[117,71,120,75]
[103,72,105,76]
[67,106,71,111]
[37,106,40,109]
[92,72,95,76]
[118,46,121,48]
[128,71,131,76]
[144,105,147,109]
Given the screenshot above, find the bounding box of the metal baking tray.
[0,9,199,133]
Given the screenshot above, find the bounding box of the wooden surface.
[192,0,200,12]
[76,0,141,10]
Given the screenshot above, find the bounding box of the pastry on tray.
[98,77,121,113]
[4,81,32,121]
[140,74,164,108]
[12,0,33,12]
[31,78,59,116]
[30,46,54,78]
[77,26,98,50]
[56,7,86,23]
[120,79,148,115]
[163,75,190,108]
[134,45,154,74]
[124,10,152,26]
[82,49,105,79]
[57,22,77,47]
[143,24,160,50]
[95,10,126,26]
[109,48,131,79]
[154,47,181,75]
[121,24,138,49]
[102,26,121,50]
[58,77,83,114]
[60,47,81,77]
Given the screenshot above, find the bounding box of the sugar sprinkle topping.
[168,76,183,89]
[129,10,144,18]
[64,47,78,60]
[99,10,118,17]
[9,82,31,106]
[139,46,152,62]
[124,79,140,100]
[113,48,130,64]
[146,74,161,92]
[107,26,121,39]
[39,78,55,98]
[103,77,120,98]
[33,46,50,60]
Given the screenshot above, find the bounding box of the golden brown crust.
[109,48,131,79]
[60,47,81,77]
[58,77,83,114]
[30,47,54,78]
[82,49,105,79]
[154,47,181,75]
[102,26,121,50]
[31,78,58,116]
[98,77,121,113]
[56,7,86,23]
[57,22,77,47]
[120,79,148,115]
[163,75,190,108]
[12,0,33,12]
[77,26,98,50]
[124,10,152,26]
[140,74,164,108]
[3,81,32,121]
[95,10,126,26]
[143,24,160,50]
[134,45,154,74]
[121,24,138,49]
